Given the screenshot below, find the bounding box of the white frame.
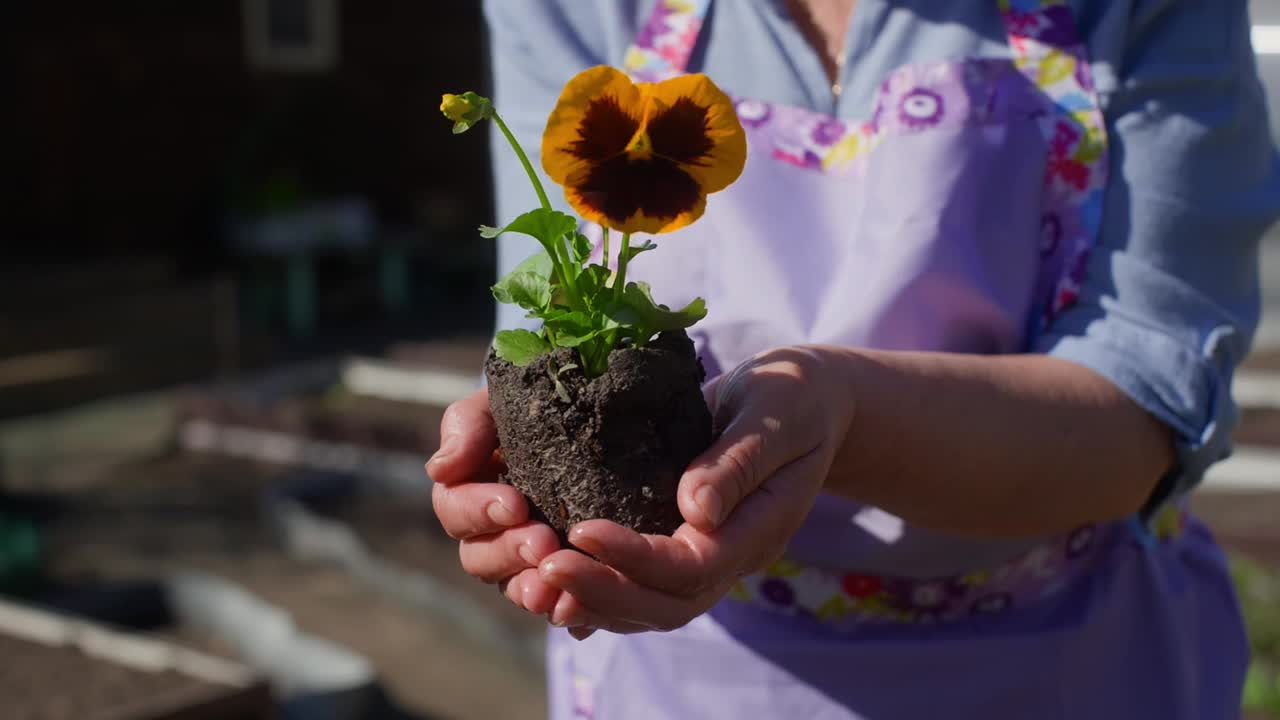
[243,0,340,72]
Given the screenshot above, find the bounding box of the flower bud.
[440,91,492,134]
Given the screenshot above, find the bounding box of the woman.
[429,1,1280,717]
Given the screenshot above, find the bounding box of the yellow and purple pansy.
[541,65,747,235]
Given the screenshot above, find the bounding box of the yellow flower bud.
[440,93,474,123]
[439,91,492,134]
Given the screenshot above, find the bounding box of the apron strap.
[620,0,1110,328]
[996,0,1111,328]
[624,0,713,82]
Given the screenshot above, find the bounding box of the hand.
[537,347,852,639]
[427,389,564,616]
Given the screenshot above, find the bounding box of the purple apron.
[553,1,1249,717]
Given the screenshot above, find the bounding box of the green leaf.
[542,310,603,347]
[622,239,656,263]
[575,265,613,307]
[553,377,571,403]
[557,333,601,348]
[479,208,577,247]
[615,281,708,332]
[491,271,551,310]
[542,309,592,333]
[571,233,593,263]
[510,250,554,280]
[492,329,550,367]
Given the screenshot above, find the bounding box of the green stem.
[552,235,585,310]
[601,227,611,271]
[489,109,585,310]
[613,233,632,302]
[586,335,612,377]
[491,110,551,211]
[581,341,601,377]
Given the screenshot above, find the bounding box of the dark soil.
[485,331,713,537]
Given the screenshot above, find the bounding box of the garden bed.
[0,599,271,719]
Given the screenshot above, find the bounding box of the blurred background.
[0,1,1278,719]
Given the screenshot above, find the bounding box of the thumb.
[426,389,498,485]
[679,364,816,532]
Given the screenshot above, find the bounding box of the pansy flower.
[541,65,747,234]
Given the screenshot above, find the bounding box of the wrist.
[798,345,878,499]
[779,344,861,477]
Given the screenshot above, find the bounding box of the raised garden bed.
[174,339,488,459]
[1237,407,1280,448]
[0,599,271,719]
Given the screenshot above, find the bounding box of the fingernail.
[551,605,578,628]
[429,435,458,466]
[694,484,724,526]
[568,526,601,556]
[425,450,449,474]
[487,500,518,526]
[518,543,540,566]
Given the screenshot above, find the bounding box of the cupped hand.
[427,389,563,616]
[537,347,852,639]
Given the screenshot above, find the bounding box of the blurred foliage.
[1236,553,1280,717]
[0,512,41,596]
[237,171,311,217]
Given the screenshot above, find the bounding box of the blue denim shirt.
[483,0,1280,503]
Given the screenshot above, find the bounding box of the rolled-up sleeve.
[1035,0,1280,507]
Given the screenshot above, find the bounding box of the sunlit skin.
[429,346,1172,639]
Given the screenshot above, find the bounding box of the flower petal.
[540,66,743,234]
[645,73,746,194]
[564,154,706,234]
[542,66,645,187]
[566,192,706,235]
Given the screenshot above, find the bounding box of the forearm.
[819,347,1175,539]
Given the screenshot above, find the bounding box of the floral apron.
[551,1,1249,718]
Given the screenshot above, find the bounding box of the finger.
[426,389,498,486]
[568,520,721,597]
[502,567,561,616]
[432,481,528,539]
[678,369,823,532]
[459,522,560,583]
[700,372,726,412]
[573,448,827,595]
[549,592,653,635]
[540,550,703,631]
[709,448,828,574]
